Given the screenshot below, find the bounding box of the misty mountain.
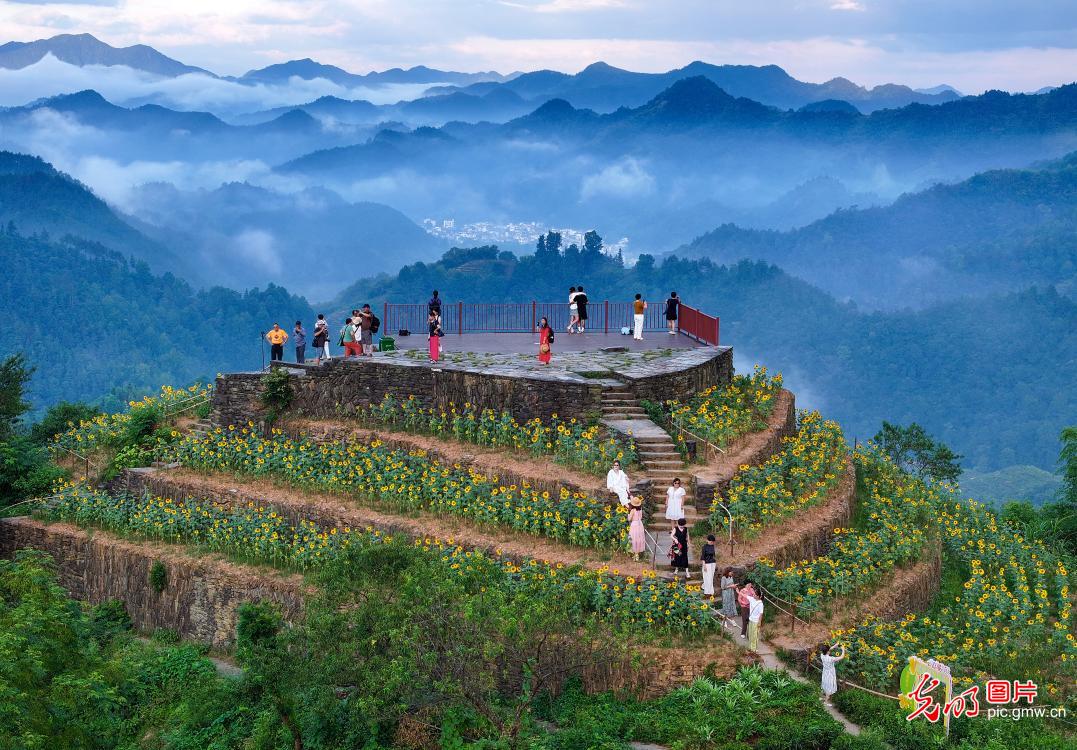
[277,80,1077,250]
[237,58,509,88]
[429,60,962,114]
[334,243,1075,473]
[0,151,191,277]
[0,33,212,77]
[0,90,365,163]
[677,152,1077,308]
[127,181,444,299]
[231,87,533,127]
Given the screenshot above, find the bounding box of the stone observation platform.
[214,344,733,428]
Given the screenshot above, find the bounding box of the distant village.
[422,218,630,255]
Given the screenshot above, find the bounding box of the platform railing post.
[383,302,388,336]
[532,300,536,332]
[458,301,463,336]
[604,300,609,334]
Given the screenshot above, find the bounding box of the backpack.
[370,315,380,334]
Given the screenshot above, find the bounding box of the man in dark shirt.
[575,286,588,333]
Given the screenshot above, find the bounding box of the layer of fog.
[0,54,440,116]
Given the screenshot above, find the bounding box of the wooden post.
[382,302,388,334]
[457,301,463,336]
[531,300,536,332]
[604,300,609,334]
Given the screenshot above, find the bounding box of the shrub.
[259,368,293,421]
[149,561,168,593]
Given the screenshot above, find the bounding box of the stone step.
[601,394,636,402]
[641,458,683,468]
[634,437,678,445]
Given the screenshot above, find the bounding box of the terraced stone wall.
[0,516,305,650]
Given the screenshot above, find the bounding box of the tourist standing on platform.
[293,320,306,364]
[746,587,764,652]
[737,581,757,638]
[313,314,330,363]
[819,643,846,705]
[567,287,580,334]
[265,324,287,362]
[632,294,647,340]
[669,518,690,579]
[340,318,358,358]
[427,311,442,362]
[428,290,441,316]
[665,477,686,530]
[628,495,646,561]
[606,460,630,506]
[537,316,553,364]
[701,533,717,599]
[665,292,679,335]
[575,286,588,333]
[358,304,374,356]
[720,567,738,618]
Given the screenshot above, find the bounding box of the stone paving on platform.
[368,342,730,386]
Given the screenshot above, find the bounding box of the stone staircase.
[600,386,708,574]
[189,418,213,439]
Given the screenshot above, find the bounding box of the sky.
[1,0,1076,93]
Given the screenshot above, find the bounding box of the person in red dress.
[537,316,553,364]
[428,311,442,362]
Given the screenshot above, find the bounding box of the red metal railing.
[382,300,720,345]
[678,303,720,346]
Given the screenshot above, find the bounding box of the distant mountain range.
[677,151,1077,309]
[234,58,511,88]
[0,33,976,118]
[424,60,964,114]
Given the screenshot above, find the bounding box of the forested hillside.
[0,229,312,412]
[0,151,190,277]
[335,241,1075,472]
[679,152,1077,308]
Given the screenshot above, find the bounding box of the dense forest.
[335,238,1075,473]
[0,229,312,413]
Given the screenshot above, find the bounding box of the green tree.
[0,353,32,439]
[28,402,102,446]
[1059,426,1077,505]
[872,421,963,483]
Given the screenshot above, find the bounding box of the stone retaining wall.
[210,348,733,429]
[0,517,305,650]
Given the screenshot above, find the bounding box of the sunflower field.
[713,411,847,537]
[167,426,631,551]
[38,482,716,633]
[665,365,782,449]
[360,394,637,474]
[753,450,935,614]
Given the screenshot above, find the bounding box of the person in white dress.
[819,643,846,704]
[664,477,686,529]
[606,460,631,506]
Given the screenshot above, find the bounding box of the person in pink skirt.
[428,311,442,362]
[628,495,647,561]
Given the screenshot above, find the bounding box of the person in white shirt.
[746,588,765,653]
[606,460,631,506]
[664,477,686,529]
